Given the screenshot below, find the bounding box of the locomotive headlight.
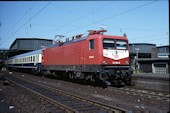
[103,61,107,64]
[126,61,129,65]
[103,50,108,56]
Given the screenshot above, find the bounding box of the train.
[5,29,132,86]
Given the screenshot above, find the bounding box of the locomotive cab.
[85,30,131,86]
[101,37,131,86]
[102,38,129,65]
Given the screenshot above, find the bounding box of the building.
[129,43,156,71]
[0,49,9,69]
[10,38,52,50]
[129,43,156,58]
[136,45,169,74]
[0,38,53,69]
[157,45,169,58]
[8,38,53,57]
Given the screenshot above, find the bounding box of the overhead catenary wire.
[38,1,115,37]
[30,7,32,28]
[62,0,158,36]
[0,1,166,48]
[2,2,37,40]
[52,0,158,42]
[2,1,52,44]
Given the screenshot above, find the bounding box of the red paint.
[42,32,129,67]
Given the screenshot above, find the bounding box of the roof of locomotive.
[47,33,127,49]
[47,35,88,48]
[8,49,43,59]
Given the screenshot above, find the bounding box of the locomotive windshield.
[103,39,128,49]
[116,40,128,49]
[103,39,115,49]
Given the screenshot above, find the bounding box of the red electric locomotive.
[42,30,132,86]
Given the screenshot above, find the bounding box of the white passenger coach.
[5,49,42,73]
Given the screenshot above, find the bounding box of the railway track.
[5,74,132,113]
[108,86,170,102]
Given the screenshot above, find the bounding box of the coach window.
[36,55,39,62]
[89,39,94,50]
[33,56,35,62]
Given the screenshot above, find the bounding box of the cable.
[1,1,52,45]
[38,1,115,37]
[62,0,158,36]
[2,2,37,40]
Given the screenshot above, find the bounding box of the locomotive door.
[80,44,85,65]
[79,41,88,72]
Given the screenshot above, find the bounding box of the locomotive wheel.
[85,74,93,81]
[52,72,58,78]
[68,72,74,79]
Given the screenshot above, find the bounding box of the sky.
[0,1,169,49]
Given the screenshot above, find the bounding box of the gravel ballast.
[0,71,169,113]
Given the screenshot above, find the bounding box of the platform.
[132,73,169,93]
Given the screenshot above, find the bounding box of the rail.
[6,74,132,113]
[108,86,169,102]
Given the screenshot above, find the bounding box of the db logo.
[114,54,119,58]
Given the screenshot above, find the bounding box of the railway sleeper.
[57,97,74,102]
[72,105,100,110]
[62,101,84,106]
[66,103,88,107]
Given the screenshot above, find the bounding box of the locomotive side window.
[89,39,94,50]
[116,40,127,49]
[103,39,115,49]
